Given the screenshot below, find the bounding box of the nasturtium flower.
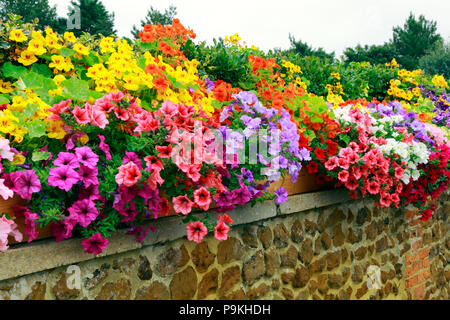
[9,29,27,42]
[27,39,47,56]
[63,31,77,43]
[73,43,90,56]
[18,50,38,66]
[0,80,13,94]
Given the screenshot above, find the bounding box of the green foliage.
[392,12,442,70]
[131,5,177,39]
[286,34,335,61]
[0,0,66,32]
[68,0,116,37]
[419,40,450,79]
[60,77,90,101]
[343,43,396,65]
[183,38,253,89]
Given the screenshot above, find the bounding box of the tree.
[392,12,442,70]
[0,0,66,32]
[419,40,450,79]
[131,5,177,39]
[287,34,335,61]
[68,0,116,37]
[344,43,396,65]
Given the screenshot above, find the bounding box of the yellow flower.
[31,30,45,41]
[18,50,38,66]
[79,133,89,145]
[64,32,77,43]
[73,43,90,56]
[432,75,449,89]
[9,29,27,42]
[53,75,66,86]
[27,39,47,56]
[12,154,26,165]
[99,37,116,54]
[45,34,63,50]
[46,120,67,139]
[49,55,72,71]
[0,80,13,94]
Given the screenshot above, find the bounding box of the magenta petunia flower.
[97,135,112,161]
[75,146,99,168]
[68,199,99,228]
[78,165,99,188]
[53,152,79,168]
[12,170,41,200]
[48,165,80,192]
[81,233,108,255]
[231,186,252,206]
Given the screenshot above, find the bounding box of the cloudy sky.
[49,0,450,58]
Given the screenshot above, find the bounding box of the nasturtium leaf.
[31,151,50,162]
[31,64,53,78]
[60,47,76,57]
[25,120,46,138]
[60,78,90,101]
[2,62,27,79]
[0,41,10,49]
[89,90,104,100]
[0,95,9,104]
[22,103,39,118]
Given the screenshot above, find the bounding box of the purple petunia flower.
[231,185,252,206]
[274,187,288,204]
[98,135,112,161]
[78,165,99,188]
[9,170,41,200]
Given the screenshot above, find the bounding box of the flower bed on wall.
[0,17,449,255]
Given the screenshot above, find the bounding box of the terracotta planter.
[0,195,53,245]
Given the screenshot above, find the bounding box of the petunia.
[231,186,252,206]
[193,187,212,211]
[78,165,99,188]
[48,165,80,192]
[75,146,99,168]
[186,221,208,243]
[115,161,142,187]
[274,187,288,204]
[53,152,80,168]
[81,233,108,255]
[0,215,22,252]
[68,199,99,228]
[338,170,350,183]
[89,108,109,129]
[72,105,90,124]
[0,178,14,200]
[0,138,14,161]
[172,195,194,215]
[97,135,112,161]
[12,170,41,200]
[155,145,173,159]
[214,220,230,241]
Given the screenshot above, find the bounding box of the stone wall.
[0,192,448,300]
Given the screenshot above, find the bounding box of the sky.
[48,0,450,58]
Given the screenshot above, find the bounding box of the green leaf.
[31,64,53,78]
[22,103,39,118]
[60,47,76,57]
[25,120,46,138]
[31,151,50,162]
[2,62,27,79]
[0,95,9,104]
[0,41,10,49]
[60,78,90,101]
[82,52,100,66]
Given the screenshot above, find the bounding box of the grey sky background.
[49,0,450,58]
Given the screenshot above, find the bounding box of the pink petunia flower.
[97,135,112,161]
[367,180,380,195]
[0,215,22,252]
[72,106,90,124]
[12,170,41,200]
[68,199,99,228]
[173,195,194,215]
[338,170,349,183]
[81,233,108,255]
[214,220,230,241]
[78,165,99,188]
[48,165,80,192]
[75,146,99,168]
[53,152,80,168]
[115,161,142,187]
[0,178,14,200]
[193,187,212,211]
[186,221,208,243]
